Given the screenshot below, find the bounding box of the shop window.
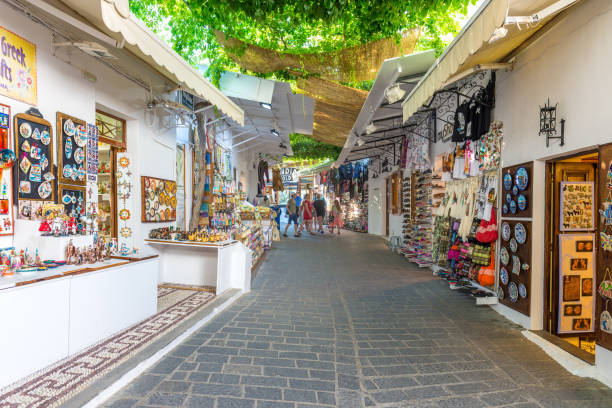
[95,110,126,148]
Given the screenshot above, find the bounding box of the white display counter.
[0,256,159,389]
[145,239,251,295]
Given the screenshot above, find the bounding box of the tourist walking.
[295,192,303,234]
[313,193,326,234]
[283,193,300,237]
[329,198,343,235]
[299,193,314,234]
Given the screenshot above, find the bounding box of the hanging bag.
[477,244,496,286]
[599,268,612,299]
[475,207,498,243]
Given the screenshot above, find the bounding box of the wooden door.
[546,161,596,333]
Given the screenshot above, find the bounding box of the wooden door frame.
[543,149,599,334]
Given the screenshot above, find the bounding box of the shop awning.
[56,0,244,125]
[402,0,582,122]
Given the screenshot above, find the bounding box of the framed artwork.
[558,234,596,334]
[560,181,594,231]
[141,176,177,222]
[57,112,87,186]
[58,184,86,217]
[14,112,54,201]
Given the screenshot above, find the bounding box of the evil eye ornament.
[512,185,519,196]
[62,194,72,205]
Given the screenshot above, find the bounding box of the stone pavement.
[104,230,612,408]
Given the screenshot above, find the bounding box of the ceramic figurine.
[39,219,51,234]
[65,239,75,264]
[68,216,77,235]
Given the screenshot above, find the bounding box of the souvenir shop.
[398,0,612,379]
[0,0,268,390]
[323,161,369,232]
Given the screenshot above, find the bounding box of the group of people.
[283,192,343,237]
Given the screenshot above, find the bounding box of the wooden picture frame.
[58,184,86,217]
[499,220,532,316]
[501,161,533,218]
[14,112,54,202]
[141,175,178,223]
[57,112,87,186]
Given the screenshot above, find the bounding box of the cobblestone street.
[105,231,612,408]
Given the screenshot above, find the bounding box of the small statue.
[39,219,51,234]
[65,239,75,264]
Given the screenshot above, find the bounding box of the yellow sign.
[0,27,36,105]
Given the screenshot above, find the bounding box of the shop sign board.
[281,167,298,185]
[558,233,595,334]
[0,26,36,105]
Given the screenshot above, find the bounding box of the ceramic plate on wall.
[518,194,527,211]
[502,222,511,241]
[509,282,519,302]
[518,283,527,298]
[504,173,513,190]
[515,223,527,244]
[500,267,509,285]
[510,238,518,253]
[516,167,529,190]
[501,247,510,266]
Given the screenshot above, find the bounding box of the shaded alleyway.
[105,231,612,408]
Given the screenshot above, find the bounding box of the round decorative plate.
[63,165,73,179]
[41,130,50,145]
[170,196,177,208]
[508,282,519,303]
[510,238,518,253]
[497,286,504,300]
[144,178,150,188]
[506,193,512,203]
[75,126,87,147]
[518,283,527,298]
[517,194,527,211]
[515,223,527,244]
[63,119,76,136]
[144,200,150,210]
[20,122,32,138]
[165,182,172,193]
[165,208,170,220]
[119,157,130,168]
[32,128,41,140]
[512,186,518,196]
[500,267,509,285]
[501,222,511,241]
[38,181,52,199]
[503,204,508,214]
[510,200,517,214]
[503,173,512,191]
[119,209,130,220]
[512,255,521,275]
[65,137,72,159]
[120,227,132,238]
[159,180,165,191]
[501,247,510,266]
[516,167,529,191]
[74,148,84,164]
[159,192,166,206]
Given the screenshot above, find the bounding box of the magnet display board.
[141,176,177,223]
[558,233,595,334]
[559,181,594,231]
[57,112,87,186]
[58,185,86,218]
[14,112,54,201]
[0,104,14,235]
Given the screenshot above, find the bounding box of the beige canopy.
[402,0,582,122]
[57,0,244,125]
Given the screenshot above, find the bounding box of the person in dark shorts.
[283,193,300,237]
[313,193,326,234]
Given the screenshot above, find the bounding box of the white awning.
[402,0,581,122]
[58,0,244,125]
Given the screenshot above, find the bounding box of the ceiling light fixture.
[365,122,377,135]
[385,84,406,104]
[260,102,272,110]
[271,129,280,138]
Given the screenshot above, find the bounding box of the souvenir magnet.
[65,137,73,159]
[21,140,30,153]
[64,119,76,136]
[29,164,41,182]
[20,155,31,174]
[19,181,31,194]
[20,122,32,138]
[32,128,41,140]
[41,130,50,145]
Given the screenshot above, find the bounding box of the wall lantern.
[539,98,565,147]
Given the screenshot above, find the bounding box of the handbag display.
[475,207,498,243]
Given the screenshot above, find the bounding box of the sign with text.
[280,167,298,184]
[0,27,36,105]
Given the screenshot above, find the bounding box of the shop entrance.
[95,110,126,241]
[545,152,598,361]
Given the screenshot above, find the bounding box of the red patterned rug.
[0,288,215,408]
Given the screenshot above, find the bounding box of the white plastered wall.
[492,0,612,374]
